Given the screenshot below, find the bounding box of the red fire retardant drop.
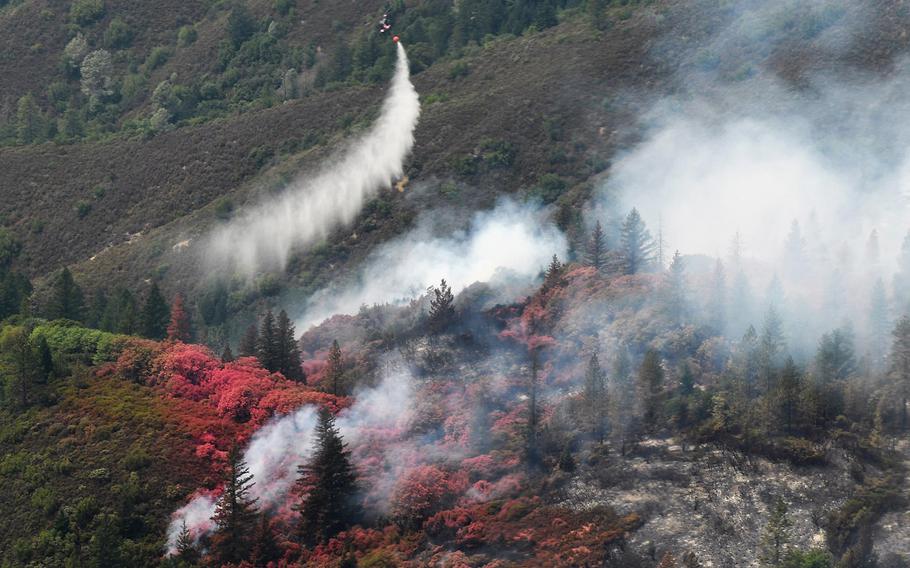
[393,35,400,43]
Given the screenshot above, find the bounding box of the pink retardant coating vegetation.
[102,338,346,476]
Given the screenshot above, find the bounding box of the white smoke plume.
[296,199,569,329]
[207,43,420,275]
[594,6,910,353]
[165,368,414,553]
[165,406,319,553]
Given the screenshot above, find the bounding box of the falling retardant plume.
[206,42,420,275]
[295,199,569,329]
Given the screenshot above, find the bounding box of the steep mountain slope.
[1,1,910,566]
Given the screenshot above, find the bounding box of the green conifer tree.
[211,446,259,566]
[48,267,84,321]
[294,408,360,545]
[140,282,170,340]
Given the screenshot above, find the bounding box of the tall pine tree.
[257,310,279,370]
[294,408,360,546]
[239,323,259,358]
[890,316,910,430]
[210,446,259,566]
[48,267,84,321]
[619,208,655,275]
[665,250,687,325]
[584,352,608,443]
[276,310,304,382]
[140,282,170,340]
[637,349,664,434]
[586,221,607,272]
[174,520,199,564]
[428,278,456,333]
[868,278,890,368]
[759,498,792,567]
[250,513,281,567]
[543,254,563,290]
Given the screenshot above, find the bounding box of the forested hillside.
[1,0,910,567]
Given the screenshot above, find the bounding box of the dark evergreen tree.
[211,446,259,566]
[534,2,558,29]
[174,519,199,564]
[777,358,801,434]
[815,327,856,384]
[890,316,910,430]
[276,310,304,381]
[199,281,229,326]
[868,278,890,368]
[48,267,84,321]
[428,278,456,333]
[294,408,360,546]
[584,352,608,443]
[85,288,107,329]
[812,327,854,425]
[227,3,256,47]
[619,208,655,274]
[103,288,138,334]
[88,513,122,568]
[759,305,785,394]
[16,93,42,144]
[35,334,53,382]
[637,349,664,433]
[257,310,279,370]
[557,444,576,472]
[250,513,281,568]
[0,231,31,319]
[738,324,761,396]
[665,250,687,324]
[678,362,695,397]
[760,498,792,567]
[239,323,259,358]
[221,345,234,363]
[586,221,607,272]
[1,326,38,408]
[140,282,170,340]
[543,254,563,290]
[609,347,636,455]
[0,271,28,319]
[174,520,197,563]
[326,340,343,396]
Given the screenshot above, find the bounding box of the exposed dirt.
[562,439,864,566]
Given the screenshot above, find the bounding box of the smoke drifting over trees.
[296,199,568,329]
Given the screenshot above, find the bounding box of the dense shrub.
[69,0,105,27]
